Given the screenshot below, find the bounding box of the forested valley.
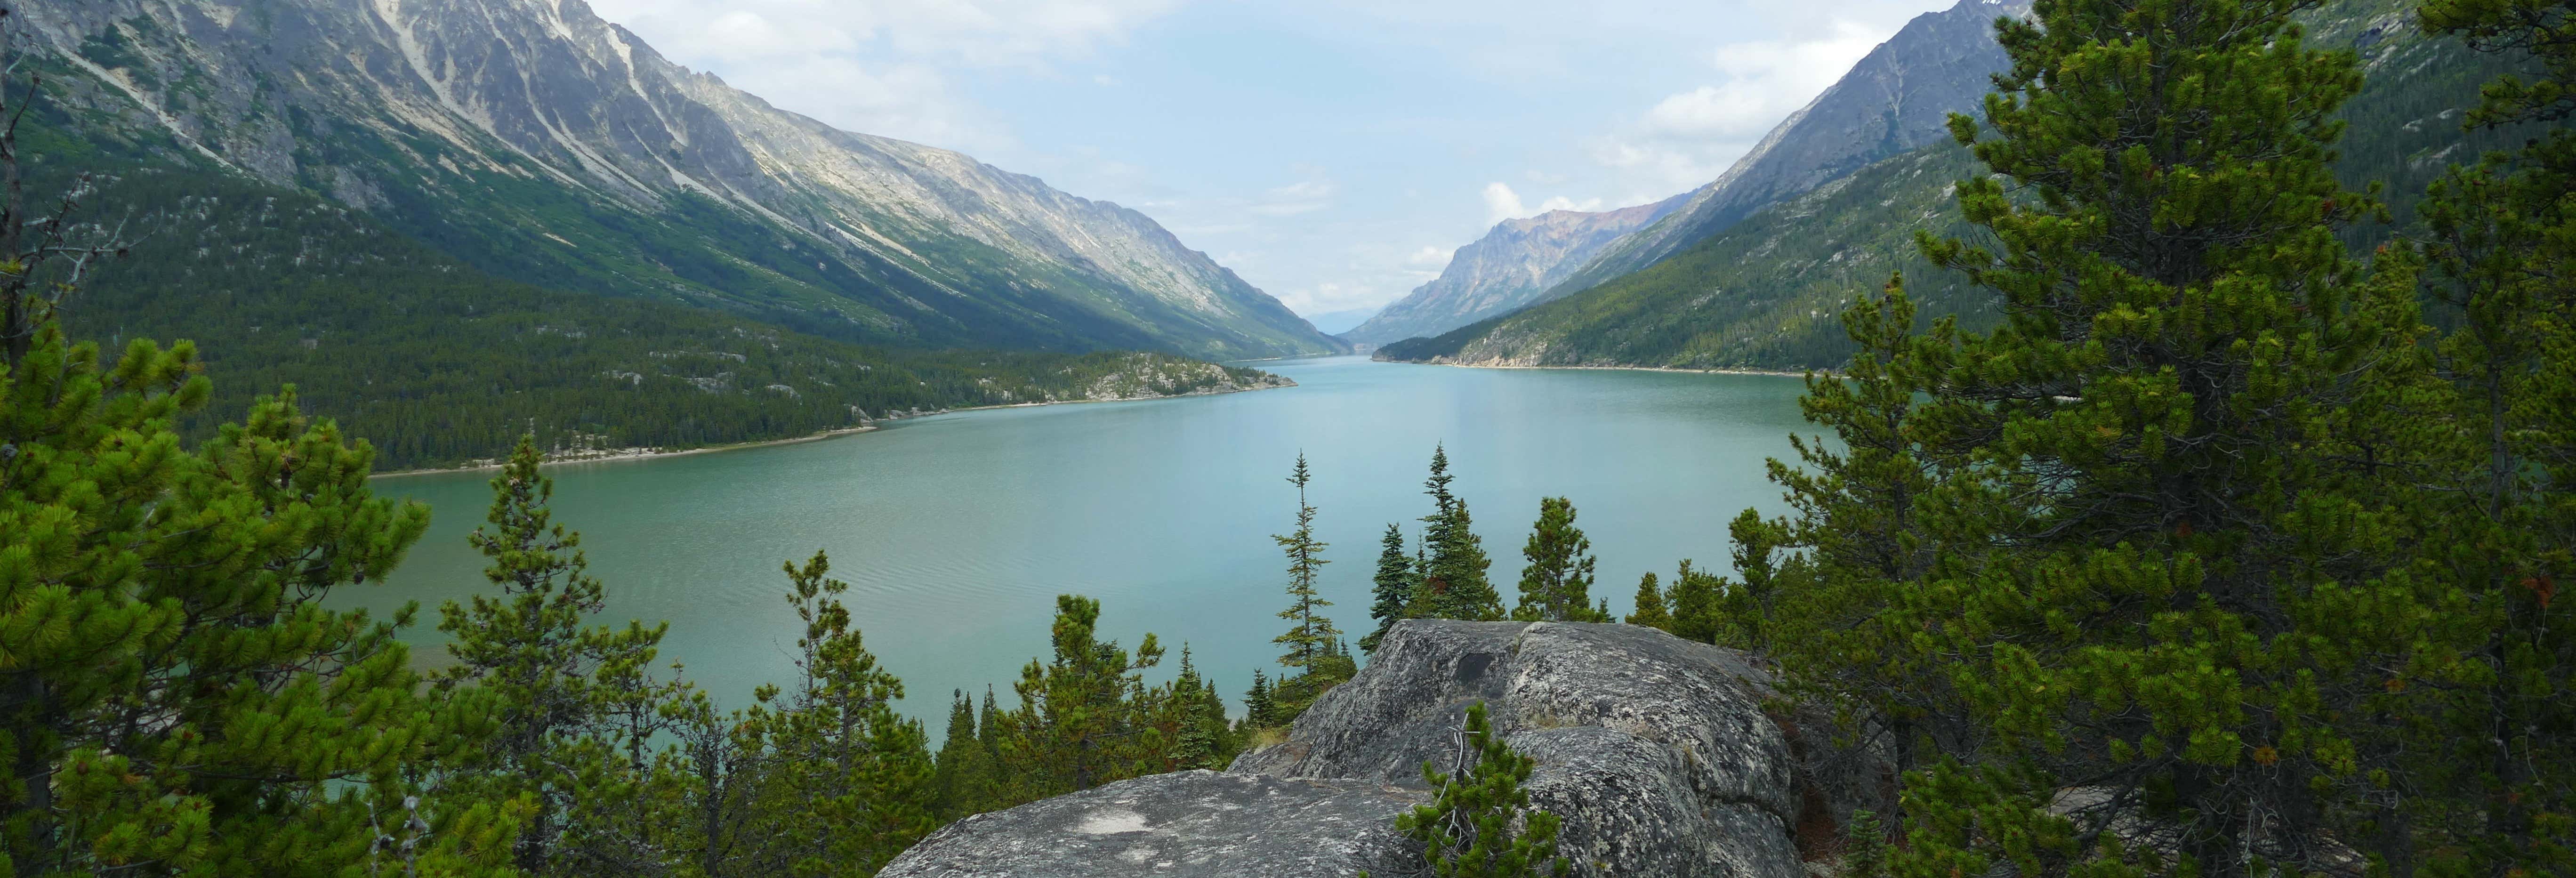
[15,99,1287,472]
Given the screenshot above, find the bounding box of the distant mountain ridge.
[1543,0,2029,299]
[1376,0,2500,372]
[23,0,1343,359]
[1344,0,2023,348]
[1340,194,1688,345]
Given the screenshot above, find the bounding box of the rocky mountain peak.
[1546,0,2029,298]
[22,0,1341,358]
[1340,193,1689,345]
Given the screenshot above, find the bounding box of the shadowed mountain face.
[1544,0,2027,299]
[1375,0,2501,372]
[1343,0,2021,349]
[24,0,1344,359]
[1339,195,1687,346]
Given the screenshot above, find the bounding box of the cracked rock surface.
[878,772,1422,878]
[884,620,1803,878]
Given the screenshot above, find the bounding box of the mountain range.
[1340,196,1686,345]
[1379,0,2493,371]
[1347,0,2025,347]
[24,0,1342,360]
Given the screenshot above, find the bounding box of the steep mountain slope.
[1540,0,2027,301]
[22,0,1342,359]
[1339,195,1686,345]
[24,150,1288,471]
[1380,0,2510,371]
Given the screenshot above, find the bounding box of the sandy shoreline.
[370,381,1291,479]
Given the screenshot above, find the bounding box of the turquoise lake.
[351,356,1815,731]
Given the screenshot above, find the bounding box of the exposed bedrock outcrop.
[883,620,1814,878]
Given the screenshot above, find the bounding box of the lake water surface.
[352,357,1814,730]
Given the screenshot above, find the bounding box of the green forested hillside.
[37,167,1283,471]
[1381,0,2529,370]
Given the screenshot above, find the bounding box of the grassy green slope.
[1382,0,2526,371]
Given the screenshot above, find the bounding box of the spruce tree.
[1198,674,1238,765]
[1413,444,1463,617]
[934,690,998,819]
[1413,447,1502,621]
[1512,497,1606,622]
[1170,646,1222,771]
[1271,454,1338,680]
[1624,572,1672,631]
[1360,524,1417,654]
[1241,671,1275,731]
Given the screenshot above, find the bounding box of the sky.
[584,0,1964,319]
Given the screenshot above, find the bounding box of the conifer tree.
[977,686,1004,761]
[999,595,1166,797]
[1438,499,1501,620]
[666,690,765,878]
[741,551,937,875]
[1744,280,1967,827]
[1710,509,1789,648]
[1624,572,1672,631]
[2397,2,2576,872]
[0,328,521,876]
[1197,673,1238,765]
[934,690,998,820]
[1413,446,1502,621]
[1838,810,1890,878]
[1271,454,1338,677]
[1241,671,1275,730]
[1387,702,1569,878]
[1768,0,2447,874]
[0,35,520,874]
[1360,524,1417,653]
[436,435,677,874]
[1512,497,1607,622]
[1661,561,1725,646]
[1170,647,1222,770]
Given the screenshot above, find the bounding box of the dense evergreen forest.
[2,0,2570,877]
[15,134,1285,470]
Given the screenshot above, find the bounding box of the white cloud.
[1279,281,1381,314]
[1482,182,1604,223]
[1249,177,1338,216]
[1588,18,1890,192]
[1482,182,1529,224]
[588,0,1183,151]
[1407,245,1452,267]
[595,0,1181,68]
